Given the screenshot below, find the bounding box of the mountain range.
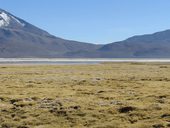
[1,9,170,58]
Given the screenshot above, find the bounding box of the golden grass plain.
[0,63,170,128]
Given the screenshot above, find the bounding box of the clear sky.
[0,0,170,44]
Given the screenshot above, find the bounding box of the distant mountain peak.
[0,12,10,27]
[0,8,101,58]
[0,10,25,28]
[0,9,50,36]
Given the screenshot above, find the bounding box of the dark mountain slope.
[99,30,170,58]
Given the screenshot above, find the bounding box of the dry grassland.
[0,63,170,128]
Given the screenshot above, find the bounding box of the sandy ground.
[0,63,170,128]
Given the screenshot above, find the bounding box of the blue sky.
[1,0,170,44]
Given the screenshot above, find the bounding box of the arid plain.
[0,63,170,128]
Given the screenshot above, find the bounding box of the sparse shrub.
[161,113,170,118]
[118,106,136,113]
[152,124,164,128]
[159,66,168,68]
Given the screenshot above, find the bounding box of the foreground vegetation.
[0,63,170,128]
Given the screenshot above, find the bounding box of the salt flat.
[0,58,170,64]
